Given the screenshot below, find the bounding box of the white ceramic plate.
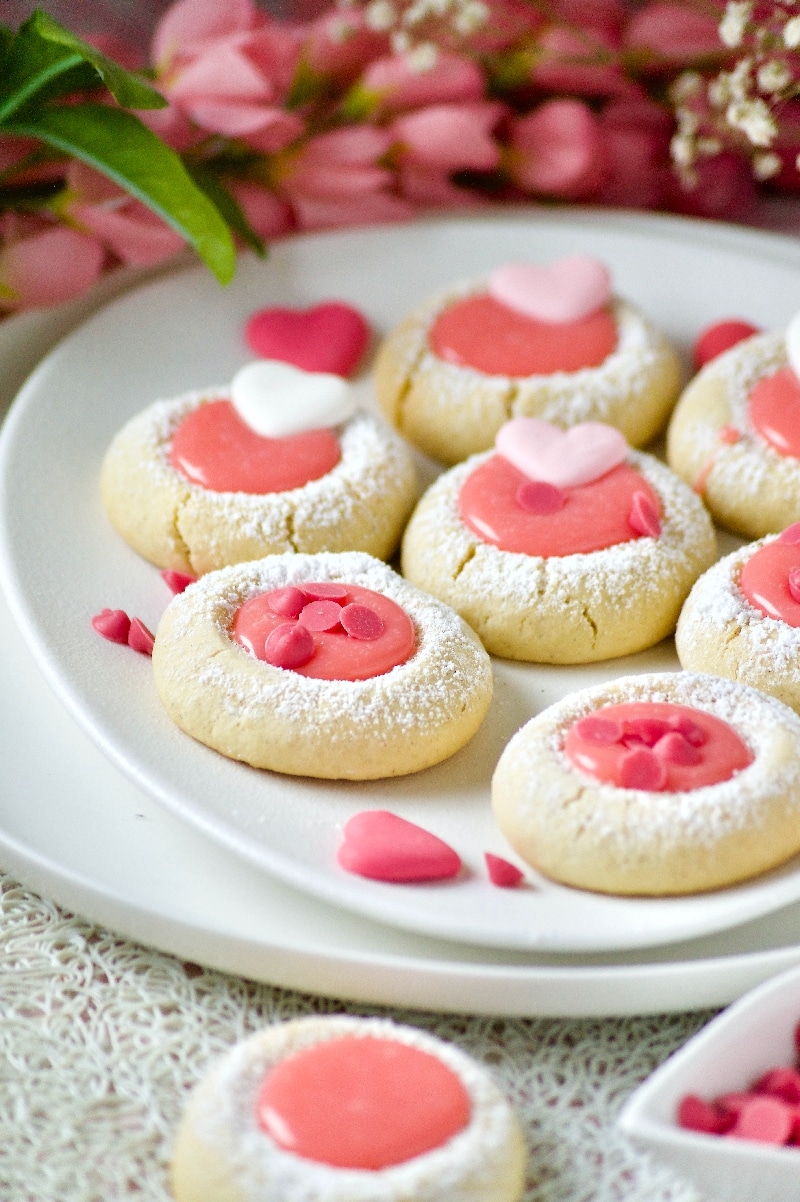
[4,211,800,955]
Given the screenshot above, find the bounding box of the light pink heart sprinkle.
[628,491,662,539]
[496,418,628,489]
[340,603,385,641]
[337,810,461,882]
[128,617,155,656]
[92,608,130,644]
[489,256,611,324]
[485,853,524,888]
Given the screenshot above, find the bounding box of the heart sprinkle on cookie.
[489,256,611,324]
[495,417,628,490]
[230,359,357,438]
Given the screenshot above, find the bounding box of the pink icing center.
[169,399,340,493]
[232,583,415,680]
[429,293,618,377]
[337,810,462,882]
[459,456,661,557]
[255,1035,471,1169]
[748,366,800,459]
[739,537,800,627]
[564,702,753,792]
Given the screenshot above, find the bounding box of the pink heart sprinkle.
[267,586,307,619]
[678,1095,733,1135]
[755,1068,800,1104]
[779,523,800,546]
[628,491,662,539]
[516,480,565,515]
[298,599,343,632]
[573,716,624,745]
[92,608,131,644]
[340,603,385,641]
[300,582,349,602]
[128,617,155,656]
[485,853,524,888]
[789,570,800,605]
[668,714,707,747]
[622,717,670,747]
[161,570,196,594]
[495,418,628,490]
[489,256,611,324]
[265,623,315,669]
[619,747,667,791]
[337,810,461,882]
[653,731,702,766]
[719,425,741,445]
[730,1096,794,1145]
[244,302,371,377]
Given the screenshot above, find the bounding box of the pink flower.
[390,101,506,173]
[227,180,295,240]
[624,3,724,69]
[62,162,185,267]
[529,26,637,99]
[273,127,413,230]
[550,0,626,39]
[152,0,263,71]
[300,10,389,80]
[396,163,491,208]
[594,98,674,209]
[507,99,608,199]
[670,152,759,222]
[358,52,485,114]
[0,225,104,311]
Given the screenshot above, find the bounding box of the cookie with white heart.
[170,1015,526,1202]
[153,551,493,779]
[491,671,800,895]
[100,364,418,574]
[676,524,800,714]
[667,320,800,539]
[401,418,716,663]
[374,256,683,465]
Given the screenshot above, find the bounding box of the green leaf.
[189,168,267,258]
[0,11,165,124]
[5,104,236,284]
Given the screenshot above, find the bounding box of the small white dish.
[618,963,800,1201]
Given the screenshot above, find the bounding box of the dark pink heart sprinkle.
[264,622,315,669]
[668,714,707,747]
[298,599,343,632]
[485,852,524,888]
[718,1091,753,1117]
[779,523,800,546]
[160,570,196,594]
[622,717,670,747]
[654,731,702,766]
[300,582,349,602]
[730,1096,794,1145]
[337,810,461,882]
[91,608,131,644]
[619,747,667,791]
[677,1094,732,1135]
[755,1068,800,1104]
[628,490,661,538]
[340,603,385,641]
[244,302,371,377]
[788,570,800,605]
[516,480,565,515]
[573,716,623,745]
[128,617,155,656]
[267,586,307,619]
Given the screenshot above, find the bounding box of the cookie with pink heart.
[374,257,682,465]
[401,418,716,664]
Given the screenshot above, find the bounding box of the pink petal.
[303,11,389,77]
[186,100,294,138]
[398,164,488,207]
[228,181,295,240]
[287,161,395,202]
[530,26,634,98]
[510,100,608,198]
[297,126,395,168]
[239,112,306,154]
[0,227,104,311]
[290,192,414,232]
[624,2,723,65]
[169,43,273,104]
[361,52,485,112]
[550,0,625,38]
[391,102,505,172]
[152,0,258,68]
[71,200,185,267]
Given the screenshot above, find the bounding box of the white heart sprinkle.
[230,360,356,437]
[786,312,800,381]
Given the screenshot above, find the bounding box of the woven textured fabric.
[0,875,708,1202]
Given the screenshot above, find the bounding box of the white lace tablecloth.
[0,872,711,1201]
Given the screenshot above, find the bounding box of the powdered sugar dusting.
[513,672,800,854]
[187,1016,522,1202]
